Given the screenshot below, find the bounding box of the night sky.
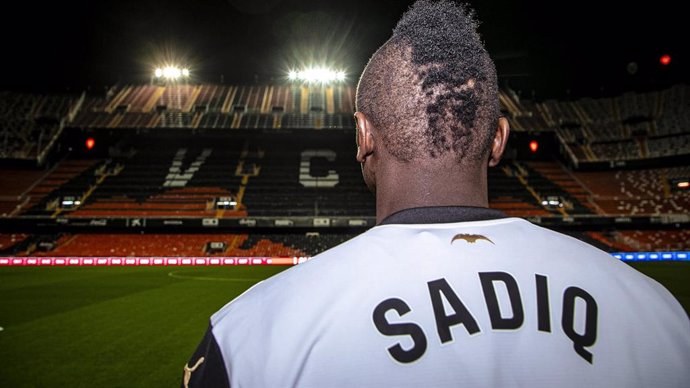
[1,0,685,99]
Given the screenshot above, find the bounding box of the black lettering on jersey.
[562,286,598,364]
[479,272,524,330]
[535,274,551,332]
[427,278,480,343]
[372,298,427,363]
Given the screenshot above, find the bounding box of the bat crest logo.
[183,356,205,388]
[451,233,494,245]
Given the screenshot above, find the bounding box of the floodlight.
[153,65,191,80]
[288,67,347,83]
[163,66,181,79]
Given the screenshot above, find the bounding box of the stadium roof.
[1,0,685,99]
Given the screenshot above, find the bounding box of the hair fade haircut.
[356,0,499,162]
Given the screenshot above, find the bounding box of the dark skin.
[354,112,510,224]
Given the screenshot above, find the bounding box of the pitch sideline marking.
[167,270,262,282]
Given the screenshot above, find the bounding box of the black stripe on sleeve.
[181,323,231,388]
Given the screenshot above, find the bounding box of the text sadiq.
[372,272,597,364]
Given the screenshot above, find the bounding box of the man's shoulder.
[512,219,686,316]
[209,231,374,324]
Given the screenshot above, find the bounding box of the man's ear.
[489,117,510,167]
[355,112,375,163]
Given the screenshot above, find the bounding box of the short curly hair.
[356,0,499,162]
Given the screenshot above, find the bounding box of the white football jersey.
[183,207,690,388]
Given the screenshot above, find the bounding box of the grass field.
[0,262,688,387]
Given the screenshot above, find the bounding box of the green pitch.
[628,262,690,315]
[0,266,288,387]
[0,262,688,387]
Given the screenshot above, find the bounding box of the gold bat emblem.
[451,234,494,244]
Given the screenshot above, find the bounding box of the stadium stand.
[508,162,593,215]
[584,231,637,252]
[21,160,104,216]
[7,228,684,257]
[575,167,690,215]
[647,134,690,159]
[0,167,50,216]
[71,84,357,130]
[64,136,247,218]
[589,140,642,161]
[0,233,29,253]
[240,133,375,217]
[487,164,551,217]
[4,83,686,161]
[587,230,690,252]
[550,84,690,163]
[0,91,83,161]
[13,130,602,220]
[524,161,601,213]
[1,83,688,257]
[239,233,356,256]
[10,233,322,257]
[616,230,690,252]
[6,133,685,221]
[18,159,101,216]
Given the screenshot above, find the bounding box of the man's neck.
[374,159,488,224]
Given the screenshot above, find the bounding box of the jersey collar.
[378,206,507,225]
